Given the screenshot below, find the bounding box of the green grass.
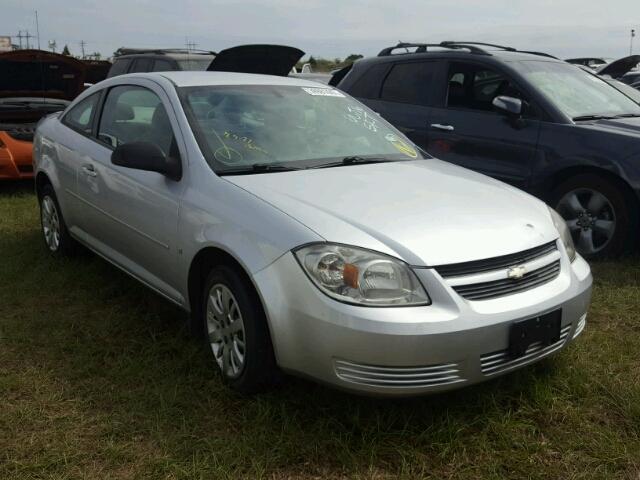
[1,182,639,479]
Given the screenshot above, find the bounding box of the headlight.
[548,206,576,262]
[294,243,430,307]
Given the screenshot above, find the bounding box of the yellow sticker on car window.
[385,134,418,158]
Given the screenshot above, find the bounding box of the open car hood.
[598,55,640,78]
[0,49,86,100]
[206,44,304,77]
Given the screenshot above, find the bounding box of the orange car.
[0,50,87,180]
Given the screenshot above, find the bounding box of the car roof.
[355,47,565,69]
[133,71,332,88]
[116,53,215,61]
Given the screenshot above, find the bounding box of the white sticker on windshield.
[301,87,345,97]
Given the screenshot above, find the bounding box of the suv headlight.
[294,243,430,306]
[548,206,576,262]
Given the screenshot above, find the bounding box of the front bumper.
[253,250,592,397]
[0,132,34,179]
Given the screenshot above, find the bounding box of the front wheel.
[202,265,277,394]
[553,174,637,259]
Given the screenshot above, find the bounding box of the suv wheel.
[553,174,636,259]
[38,184,76,257]
[201,265,277,393]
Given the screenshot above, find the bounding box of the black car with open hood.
[206,44,304,77]
[0,50,87,179]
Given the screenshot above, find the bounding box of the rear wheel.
[201,265,277,393]
[38,184,76,257]
[553,174,636,259]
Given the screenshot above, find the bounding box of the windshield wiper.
[572,114,616,121]
[309,156,398,169]
[217,163,303,176]
[612,113,640,118]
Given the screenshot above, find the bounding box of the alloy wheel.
[557,188,616,255]
[41,195,61,252]
[206,283,247,379]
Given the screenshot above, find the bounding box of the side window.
[62,93,100,134]
[107,59,131,77]
[153,59,175,72]
[129,58,154,73]
[97,85,176,156]
[380,61,435,105]
[446,62,528,113]
[347,63,390,99]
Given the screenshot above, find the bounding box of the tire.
[38,184,77,257]
[552,173,637,259]
[201,265,277,394]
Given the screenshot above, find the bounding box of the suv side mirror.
[111,142,182,181]
[492,95,523,117]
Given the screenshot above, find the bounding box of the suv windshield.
[517,61,640,119]
[179,85,426,173]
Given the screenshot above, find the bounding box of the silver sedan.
[33,72,592,396]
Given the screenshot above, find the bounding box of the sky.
[2,0,639,60]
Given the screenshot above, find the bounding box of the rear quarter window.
[107,59,131,77]
[346,63,391,99]
[380,61,435,105]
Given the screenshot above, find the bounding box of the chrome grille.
[334,359,465,388]
[435,241,557,278]
[453,260,561,301]
[480,323,571,375]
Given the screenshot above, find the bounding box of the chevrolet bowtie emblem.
[507,265,527,280]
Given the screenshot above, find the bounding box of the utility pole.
[80,40,86,59]
[631,29,636,55]
[48,40,57,53]
[35,10,41,50]
[23,30,34,49]
[185,38,197,51]
[16,30,23,49]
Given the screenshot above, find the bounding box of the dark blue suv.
[333,42,640,258]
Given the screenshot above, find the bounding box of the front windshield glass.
[517,61,640,119]
[179,85,427,173]
[176,57,214,71]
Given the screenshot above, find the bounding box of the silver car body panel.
[33,71,592,396]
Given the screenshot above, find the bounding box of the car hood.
[0,49,86,100]
[578,115,640,134]
[598,55,640,78]
[225,160,558,266]
[206,44,304,77]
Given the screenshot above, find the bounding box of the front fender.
[176,169,323,302]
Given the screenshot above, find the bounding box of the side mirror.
[111,142,181,181]
[492,95,523,117]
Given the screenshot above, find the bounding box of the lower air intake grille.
[453,260,561,301]
[480,323,571,375]
[334,359,465,388]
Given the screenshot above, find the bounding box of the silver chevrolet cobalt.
[34,72,592,396]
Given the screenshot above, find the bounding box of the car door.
[359,60,441,147]
[55,91,102,229]
[76,80,186,303]
[427,61,541,190]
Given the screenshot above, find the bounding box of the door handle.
[430,123,455,131]
[82,164,97,177]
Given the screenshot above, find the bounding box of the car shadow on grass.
[0,179,35,196]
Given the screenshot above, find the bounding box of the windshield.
[176,57,214,71]
[607,80,640,104]
[179,85,427,173]
[517,61,640,119]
